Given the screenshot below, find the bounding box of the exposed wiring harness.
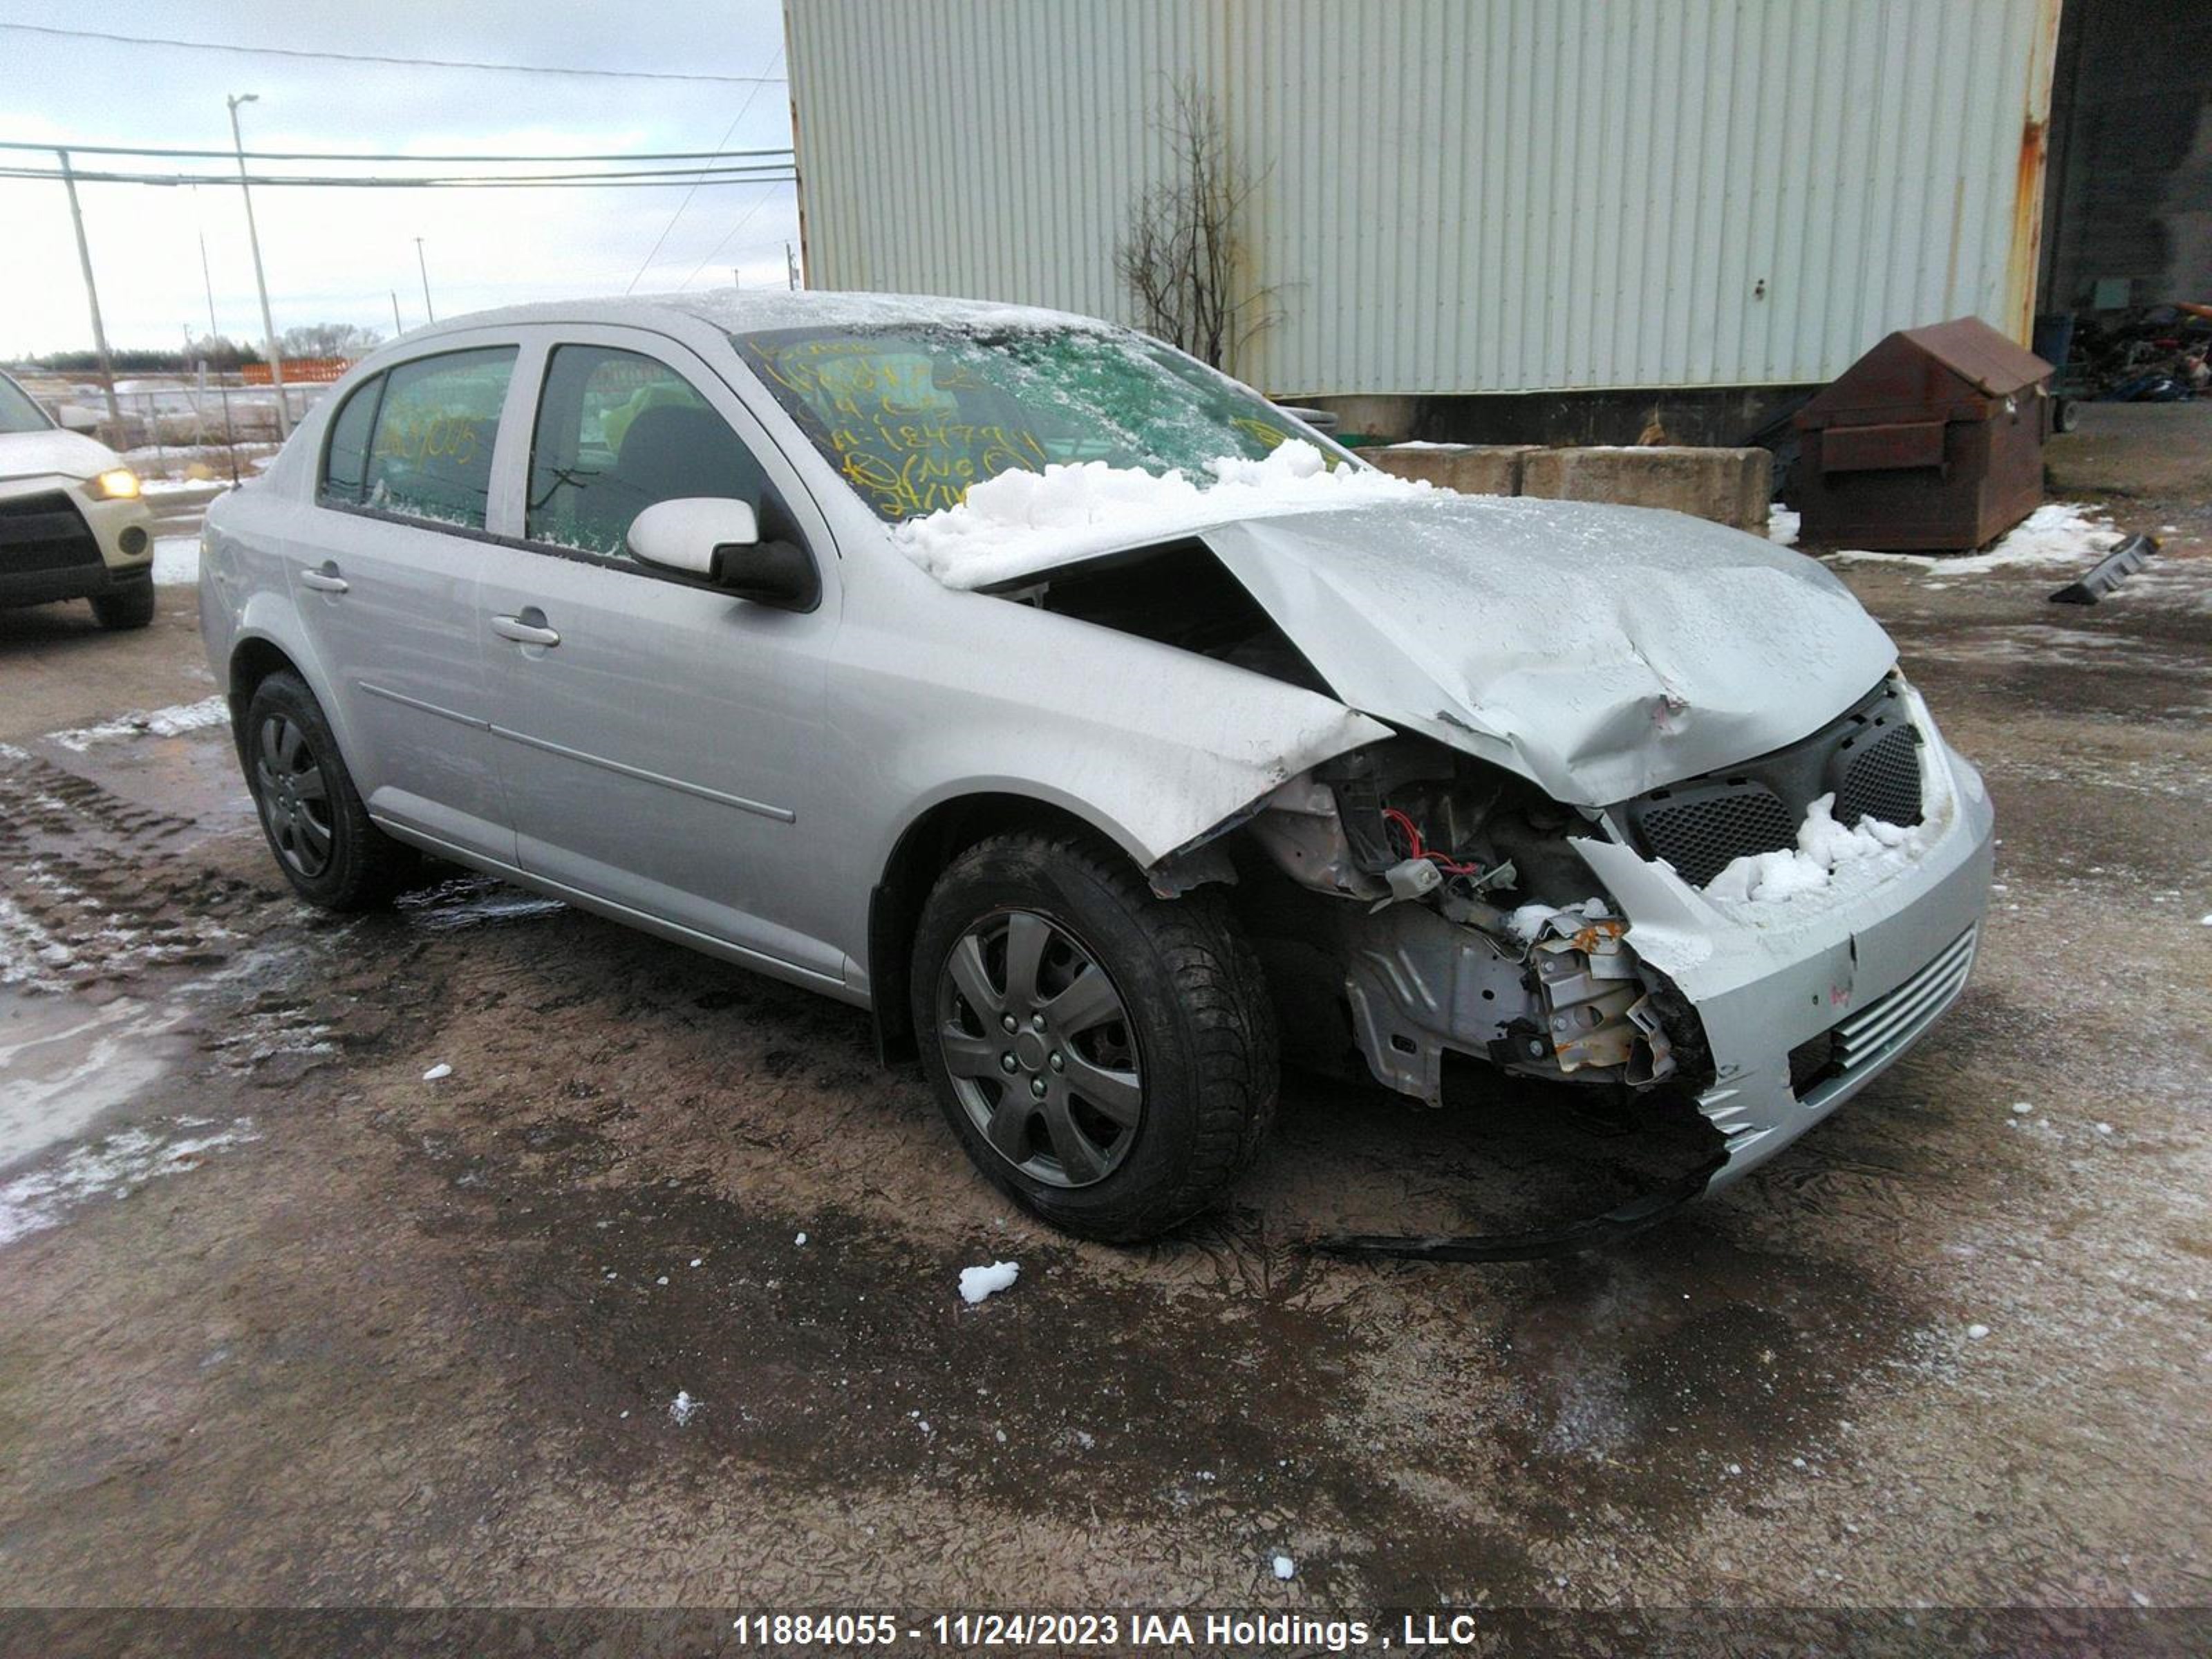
[1381,806,1483,877]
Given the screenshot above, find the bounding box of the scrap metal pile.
[2063,305,2212,402]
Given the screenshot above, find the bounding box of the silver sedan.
[200,293,1993,1241]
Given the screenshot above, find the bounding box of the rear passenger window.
[526,345,765,559]
[319,374,382,505]
[360,346,517,530]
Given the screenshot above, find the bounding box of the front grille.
[1613,678,1928,888]
[1833,721,1924,827]
[1633,784,1797,889]
[1826,926,1978,1078]
[0,490,103,575]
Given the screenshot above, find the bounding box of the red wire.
[1382,807,1481,877]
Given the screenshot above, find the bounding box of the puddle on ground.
[0,991,194,1168]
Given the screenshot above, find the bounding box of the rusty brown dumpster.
[1790,317,2052,552]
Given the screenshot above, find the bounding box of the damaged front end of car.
[986,495,1992,1220]
[1168,735,1712,1114]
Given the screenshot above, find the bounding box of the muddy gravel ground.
[1,430,2207,1644]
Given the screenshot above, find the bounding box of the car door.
[474,330,844,982]
[297,341,522,861]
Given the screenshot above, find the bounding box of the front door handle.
[299,562,348,594]
[491,611,561,648]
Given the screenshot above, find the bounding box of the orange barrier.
[241,357,355,385]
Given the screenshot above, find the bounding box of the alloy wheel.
[935,909,1145,1188]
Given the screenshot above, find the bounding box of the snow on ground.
[958,1260,1020,1304]
[152,534,200,586]
[1767,505,1801,546]
[893,440,1434,588]
[44,695,227,752]
[669,1390,700,1426]
[0,1117,259,1246]
[1822,503,2126,574]
[1703,791,1926,905]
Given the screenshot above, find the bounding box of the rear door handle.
[491,612,561,648]
[299,563,348,594]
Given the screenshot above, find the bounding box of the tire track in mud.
[0,747,274,993]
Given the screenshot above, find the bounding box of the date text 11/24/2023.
[730,1611,1446,1651]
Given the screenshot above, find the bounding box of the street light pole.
[227,93,290,438]
[415,238,435,322]
[54,148,123,431]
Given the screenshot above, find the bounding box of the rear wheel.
[911,831,1277,1241]
[90,582,156,630]
[242,672,412,910]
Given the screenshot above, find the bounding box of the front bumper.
[1575,699,1996,1189]
[0,477,154,608]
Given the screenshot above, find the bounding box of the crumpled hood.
[1197,494,1897,805]
[0,428,118,485]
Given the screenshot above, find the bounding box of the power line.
[627,44,785,294]
[0,138,792,164]
[0,165,796,190]
[0,22,787,84]
[677,180,793,292]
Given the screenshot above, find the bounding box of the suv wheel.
[90,582,156,630]
[242,672,412,910]
[911,832,1277,1241]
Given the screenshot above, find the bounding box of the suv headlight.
[89,467,142,500]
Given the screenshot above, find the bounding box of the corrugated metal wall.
[786,0,2059,396]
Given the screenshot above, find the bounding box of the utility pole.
[733,267,742,290]
[415,238,434,322]
[227,93,290,438]
[391,290,404,335]
[55,149,122,430]
[786,241,800,291]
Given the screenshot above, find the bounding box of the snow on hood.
[1199,495,1898,805]
[0,428,117,485]
[894,441,1431,587]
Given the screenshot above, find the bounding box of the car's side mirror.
[56,406,101,435]
[626,497,820,612]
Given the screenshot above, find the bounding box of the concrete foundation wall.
[1363,444,1535,497]
[1367,444,1773,534]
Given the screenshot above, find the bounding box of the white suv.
[0,371,158,630]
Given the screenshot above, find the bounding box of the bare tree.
[278,321,383,359]
[1114,79,1277,371]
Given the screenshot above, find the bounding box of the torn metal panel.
[1197,495,1899,805]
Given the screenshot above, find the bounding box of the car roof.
[388,289,1114,346]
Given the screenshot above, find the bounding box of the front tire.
[241,672,411,910]
[911,831,1278,1241]
[90,581,156,630]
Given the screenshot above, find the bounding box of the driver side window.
[525,345,767,560]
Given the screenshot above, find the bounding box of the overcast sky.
[0,0,796,358]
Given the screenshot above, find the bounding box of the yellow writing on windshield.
[756,338,1050,518]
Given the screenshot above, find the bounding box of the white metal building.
[785,0,2063,424]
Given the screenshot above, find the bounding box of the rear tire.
[911,831,1277,1241]
[90,582,156,630]
[242,671,412,910]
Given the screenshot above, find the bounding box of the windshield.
[734,324,1321,523]
[0,375,54,435]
